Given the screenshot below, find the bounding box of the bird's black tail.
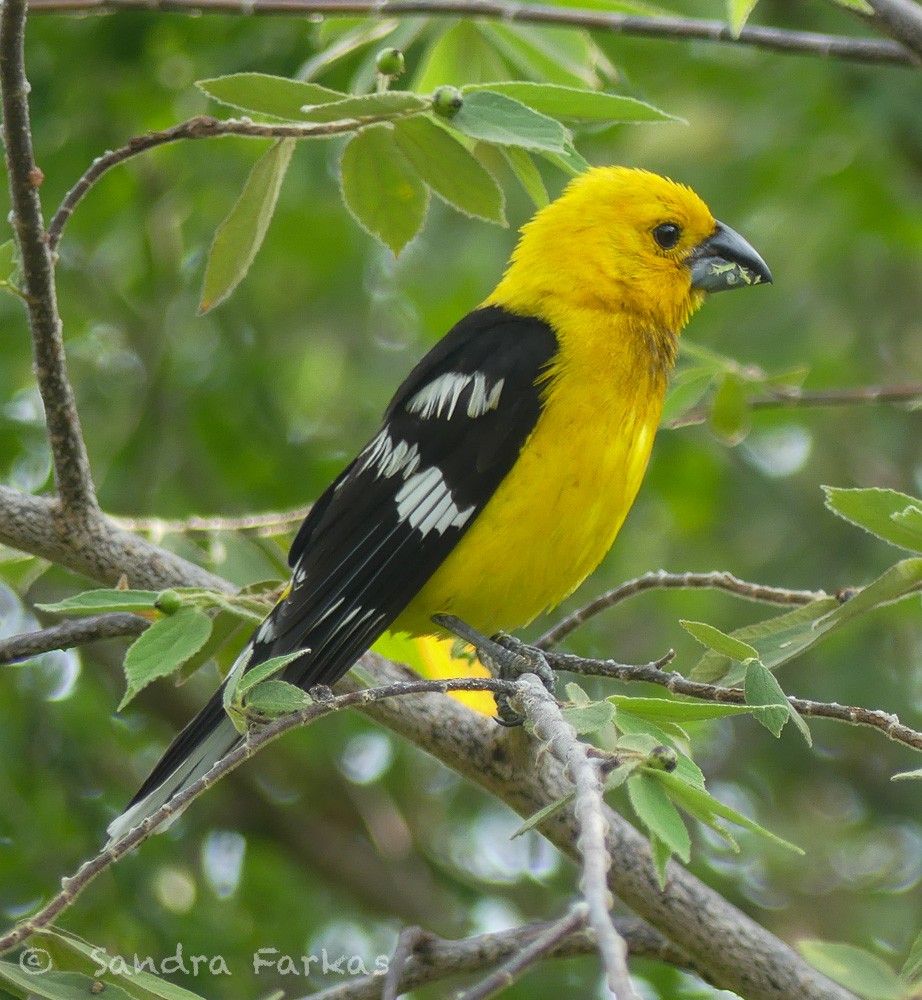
[105,666,242,844]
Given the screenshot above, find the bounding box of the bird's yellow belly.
[395,382,664,638]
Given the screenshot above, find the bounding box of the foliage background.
[1,2,921,997]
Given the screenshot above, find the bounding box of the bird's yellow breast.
[395,307,670,638]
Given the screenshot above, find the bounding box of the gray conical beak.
[689,221,772,293]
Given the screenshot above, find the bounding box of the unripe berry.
[155,590,183,615]
[646,744,678,772]
[432,86,464,118]
[375,48,405,77]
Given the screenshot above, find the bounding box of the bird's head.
[490,166,771,339]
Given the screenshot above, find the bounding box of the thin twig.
[0,613,149,665]
[0,0,99,517]
[308,914,692,1000]
[667,383,922,430]
[112,504,314,539]
[26,0,919,67]
[455,905,589,1000]
[546,650,922,753]
[536,570,828,650]
[48,113,416,252]
[382,926,429,1000]
[512,672,640,1000]
[0,674,518,957]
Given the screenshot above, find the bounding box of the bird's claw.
[432,614,556,727]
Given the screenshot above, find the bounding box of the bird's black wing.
[269,303,558,687]
[124,306,556,812]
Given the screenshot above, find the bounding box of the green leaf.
[561,699,616,734]
[727,0,759,36]
[234,649,306,697]
[447,91,570,152]
[681,620,759,662]
[478,23,600,89]
[297,91,427,123]
[501,146,548,208]
[823,486,922,553]
[692,559,922,682]
[465,82,678,124]
[412,22,508,94]
[654,774,740,852]
[174,609,248,684]
[892,767,922,781]
[196,73,344,120]
[901,926,922,986]
[606,693,761,723]
[627,773,690,861]
[0,962,136,1000]
[797,941,904,1000]
[244,679,311,718]
[690,599,837,683]
[616,711,692,751]
[710,371,750,445]
[541,144,590,176]
[511,792,575,838]
[393,116,505,224]
[826,0,873,10]
[0,239,22,295]
[37,588,160,615]
[661,366,714,425]
[222,648,306,733]
[340,125,429,254]
[603,759,642,792]
[119,608,213,710]
[743,659,790,737]
[199,138,295,313]
[564,681,592,705]
[653,770,803,854]
[36,928,208,1000]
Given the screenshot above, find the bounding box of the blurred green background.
[1,2,921,997]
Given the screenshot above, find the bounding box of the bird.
[106,166,771,843]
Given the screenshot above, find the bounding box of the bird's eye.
[653,222,681,250]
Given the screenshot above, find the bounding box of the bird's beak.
[689,221,772,293]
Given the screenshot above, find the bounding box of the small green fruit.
[155,589,183,615]
[646,744,678,772]
[375,47,405,77]
[432,86,464,118]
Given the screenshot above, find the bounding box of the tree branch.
[0,0,98,517]
[454,906,590,1000]
[0,484,232,590]
[512,673,639,999]
[0,643,860,1000]
[0,612,149,665]
[536,570,829,650]
[48,114,417,253]
[666,383,922,430]
[23,0,919,66]
[546,650,922,753]
[864,0,922,58]
[111,504,314,540]
[310,913,695,1000]
[350,656,860,1000]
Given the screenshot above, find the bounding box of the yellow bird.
[108,166,771,841]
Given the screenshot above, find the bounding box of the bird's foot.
[432,614,556,727]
